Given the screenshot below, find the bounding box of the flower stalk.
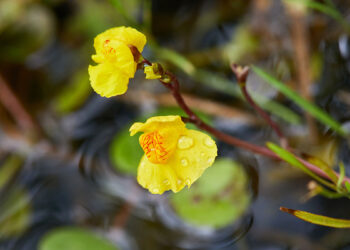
[231,64,288,147]
[144,60,350,186]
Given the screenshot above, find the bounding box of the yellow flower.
[130,116,218,194]
[144,63,162,79]
[89,26,147,97]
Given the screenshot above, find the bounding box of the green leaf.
[345,181,350,192]
[0,187,31,238]
[54,70,91,114]
[280,207,350,228]
[253,66,346,136]
[39,227,118,250]
[318,187,344,199]
[0,155,22,190]
[109,126,143,176]
[337,162,346,189]
[267,142,336,190]
[156,48,196,75]
[305,155,338,185]
[170,158,251,228]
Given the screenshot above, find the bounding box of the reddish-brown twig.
[153,65,350,185]
[231,64,288,147]
[0,74,40,135]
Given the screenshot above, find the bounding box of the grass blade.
[337,162,346,189]
[280,207,350,228]
[267,142,336,190]
[253,66,346,136]
[345,181,350,192]
[284,0,350,32]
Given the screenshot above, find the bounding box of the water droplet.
[207,157,215,164]
[181,158,188,167]
[177,136,194,149]
[200,152,205,158]
[152,188,160,194]
[163,179,170,186]
[177,179,182,185]
[185,178,191,186]
[204,137,215,147]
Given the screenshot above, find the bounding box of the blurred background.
[1,0,350,249]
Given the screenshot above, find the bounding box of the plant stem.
[0,74,41,137]
[231,64,287,146]
[157,68,350,185]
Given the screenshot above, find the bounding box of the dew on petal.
[207,157,215,164]
[185,178,191,186]
[200,152,205,158]
[204,137,215,147]
[177,179,183,185]
[163,179,170,185]
[181,158,189,167]
[152,188,160,194]
[177,136,194,149]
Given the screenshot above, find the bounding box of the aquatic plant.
[89,25,350,227]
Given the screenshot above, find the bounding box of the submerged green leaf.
[39,227,118,250]
[109,126,143,176]
[253,66,346,136]
[280,207,350,228]
[170,158,251,228]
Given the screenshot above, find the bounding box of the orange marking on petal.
[140,131,171,164]
[103,39,116,55]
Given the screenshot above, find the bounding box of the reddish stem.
[159,69,350,184]
[0,74,40,134]
[241,81,286,140]
[231,64,287,146]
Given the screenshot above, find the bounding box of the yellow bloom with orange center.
[88,26,146,97]
[130,116,218,194]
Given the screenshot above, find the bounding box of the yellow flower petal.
[171,129,217,185]
[129,116,185,136]
[136,128,217,194]
[88,63,129,98]
[130,116,186,166]
[137,155,183,194]
[91,42,136,78]
[94,26,146,56]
